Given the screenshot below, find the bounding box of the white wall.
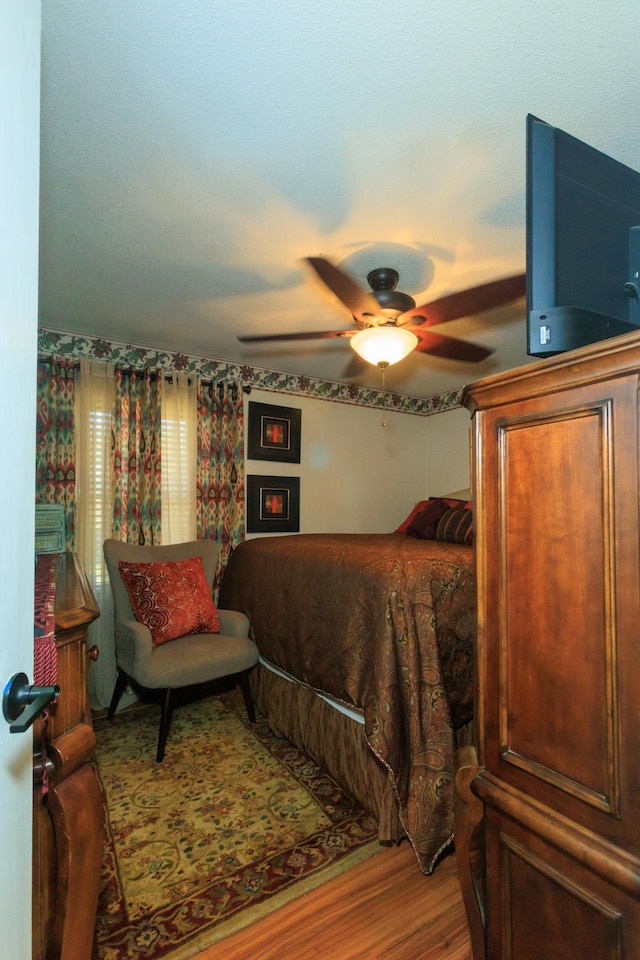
[244,391,474,537]
[245,390,429,534]
[425,406,473,498]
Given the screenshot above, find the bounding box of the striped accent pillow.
[435,507,474,545]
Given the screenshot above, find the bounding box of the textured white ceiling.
[38,0,640,400]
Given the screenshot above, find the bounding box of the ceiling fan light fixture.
[350,326,419,367]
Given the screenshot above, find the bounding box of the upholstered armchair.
[103,538,259,762]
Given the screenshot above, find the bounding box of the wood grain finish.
[46,766,104,960]
[462,329,640,959]
[454,747,486,960]
[192,844,471,960]
[33,553,103,960]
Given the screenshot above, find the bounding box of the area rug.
[93,688,380,960]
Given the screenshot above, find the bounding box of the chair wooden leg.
[107,669,129,722]
[239,671,255,723]
[156,688,173,763]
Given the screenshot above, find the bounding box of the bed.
[218,498,476,875]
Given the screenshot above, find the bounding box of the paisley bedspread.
[218,532,476,873]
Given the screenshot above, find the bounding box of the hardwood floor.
[194,841,471,960]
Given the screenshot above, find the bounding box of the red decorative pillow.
[397,496,472,534]
[406,498,451,539]
[118,556,220,647]
[396,500,431,534]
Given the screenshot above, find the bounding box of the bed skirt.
[250,662,476,854]
[250,662,404,843]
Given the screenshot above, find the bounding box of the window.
[160,374,197,544]
[87,408,111,583]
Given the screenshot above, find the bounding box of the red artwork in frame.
[247,401,301,464]
[246,475,300,533]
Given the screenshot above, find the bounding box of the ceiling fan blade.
[238,329,354,343]
[415,329,494,362]
[306,257,381,323]
[401,273,526,328]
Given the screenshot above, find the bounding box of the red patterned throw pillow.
[118,556,220,647]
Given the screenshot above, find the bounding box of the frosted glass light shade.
[350,326,419,366]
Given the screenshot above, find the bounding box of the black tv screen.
[526,114,640,357]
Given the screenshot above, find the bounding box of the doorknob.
[2,672,60,733]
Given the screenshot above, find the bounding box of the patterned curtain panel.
[196,380,245,593]
[112,367,162,545]
[35,357,77,550]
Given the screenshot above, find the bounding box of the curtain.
[75,359,117,709]
[76,363,163,708]
[160,372,197,544]
[35,356,77,550]
[196,380,245,595]
[35,357,244,708]
[112,366,162,546]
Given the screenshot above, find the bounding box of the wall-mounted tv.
[527,114,640,358]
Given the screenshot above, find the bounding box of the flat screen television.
[526,114,640,357]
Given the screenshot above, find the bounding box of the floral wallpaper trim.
[38,328,464,417]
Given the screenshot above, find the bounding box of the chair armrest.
[218,608,250,639]
[115,618,154,675]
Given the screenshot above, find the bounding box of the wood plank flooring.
[194,841,471,960]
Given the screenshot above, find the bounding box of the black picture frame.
[247,401,301,463]
[246,475,300,533]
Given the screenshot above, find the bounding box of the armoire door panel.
[473,773,640,900]
[477,372,640,840]
[483,806,640,959]
[498,832,625,960]
[497,400,617,813]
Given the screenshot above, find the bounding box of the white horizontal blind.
[75,359,116,709]
[160,372,197,544]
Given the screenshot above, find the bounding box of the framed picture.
[247,401,301,463]
[246,475,300,533]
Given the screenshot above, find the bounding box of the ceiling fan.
[238,256,526,369]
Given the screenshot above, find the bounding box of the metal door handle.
[2,672,60,733]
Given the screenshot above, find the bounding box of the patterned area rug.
[93,688,379,959]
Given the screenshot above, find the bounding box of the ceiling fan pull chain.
[379,362,388,426]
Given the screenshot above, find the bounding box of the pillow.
[397,500,431,534]
[397,496,472,534]
[118,556,220,647]
[406,498,451,539]
[434,507,474,545]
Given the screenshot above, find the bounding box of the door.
[466,339,640,958]
[0,2,42,957]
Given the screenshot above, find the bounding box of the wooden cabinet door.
[466,335,640,959]
[483,806,640,960]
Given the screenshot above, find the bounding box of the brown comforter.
[218,532,475,873]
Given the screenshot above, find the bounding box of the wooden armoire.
[456,329,640,959]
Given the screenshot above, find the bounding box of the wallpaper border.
[38,328,464,417]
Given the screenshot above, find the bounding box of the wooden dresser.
[457,330,640,959]
[33,553,104,960]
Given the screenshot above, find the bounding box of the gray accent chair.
[103,538,259,762]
